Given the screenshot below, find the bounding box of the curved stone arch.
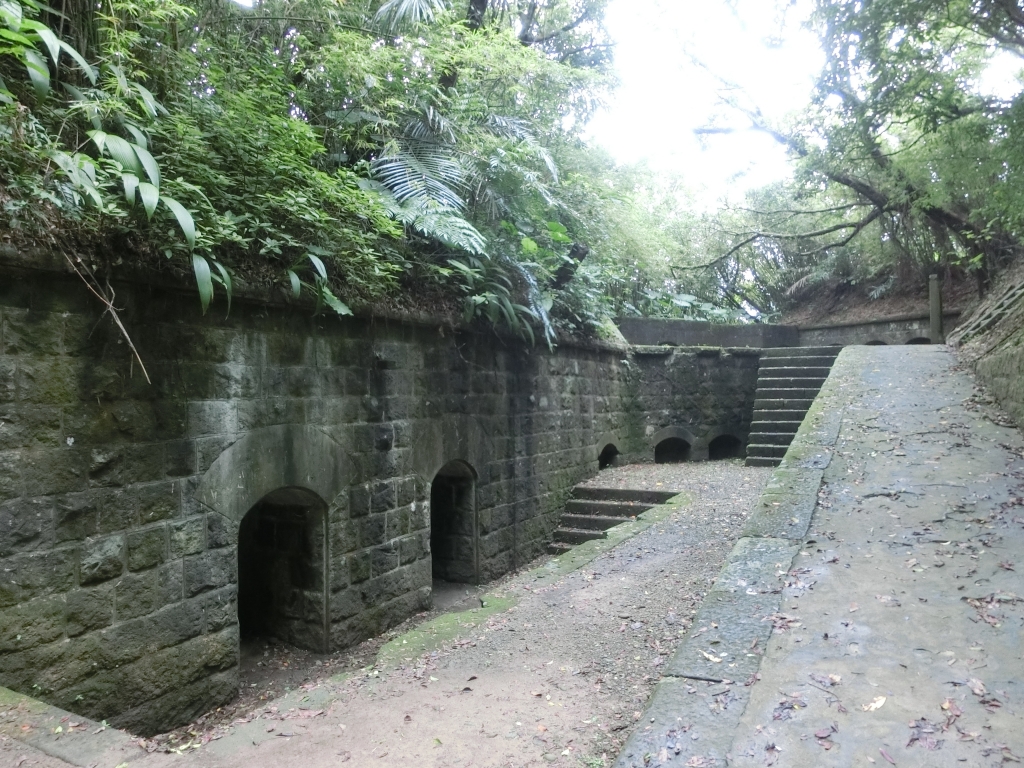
[194,424,353,525]
[594,431,623,469]
[651,425,702,462]
[650,425,698,449]
[703,425,744,445]
[905,336,932,345]
[412,415,493,487]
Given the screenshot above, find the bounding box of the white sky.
[585,0,822,205]
[586,0,1024,207]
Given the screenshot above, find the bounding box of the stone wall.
[0,256,762,735]
[799,312,961,347]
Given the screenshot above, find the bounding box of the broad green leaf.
[122,173,139,205]
[24,48,48,97]
[211,260,232,317]
[58,40,96,84]
[307,253,327,280]
[133,82,166,116]
[32,25,60,66]
[287,269,301,299]
[87,129,107,154]
[320,285,352,316]
[132,144,160,187]
[123,123,147,150]
[137,181,159,219]
[104,135,144,175]
[0,28,34,46]
[0,0,23,31]
[161,195,196,248]
[520,237,538,255]
[192,254,213,315]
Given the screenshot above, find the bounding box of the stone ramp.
[616,346,1024,767]
[0,685,144,766]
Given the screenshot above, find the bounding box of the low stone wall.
[798,312,960,346]
[0,254,761,734]
[615,318,799,348]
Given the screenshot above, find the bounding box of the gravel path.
[140,460,771,768]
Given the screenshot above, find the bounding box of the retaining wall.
[0,253,759,734]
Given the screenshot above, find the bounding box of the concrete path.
[617,346,1024,767]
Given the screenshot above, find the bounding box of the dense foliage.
[694,0,1024,313]
[0,0,740,345]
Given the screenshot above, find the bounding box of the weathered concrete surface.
[0,684,144,766]
[618,345,1024,767]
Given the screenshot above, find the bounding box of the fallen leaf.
[699,650,722,663]
[863,696,887,712]
[968,678,987,697]
[880,747,896,764]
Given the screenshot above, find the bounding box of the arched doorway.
[655,437,691,463]
[708,434,744,460]
[237,487,328,652]
[864,340,887,345]
[906,337,931,345]
[430,461,478,584]
[598,443,620,470]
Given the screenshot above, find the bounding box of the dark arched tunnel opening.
[655,437,691,464]
[708,434,745,460]
[598,443,620,470]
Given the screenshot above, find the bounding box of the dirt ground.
[135,461,770,768]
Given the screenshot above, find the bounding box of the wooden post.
[929,274,942,343]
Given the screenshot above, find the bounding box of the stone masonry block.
[169,517,206,558]
[183,547,235,597]
[65,583,115,636]
[115,562,184,621]
[127,525,168,571]
[0,594,65,653]
[0,548,76,608]
[0,496,54,556]
[80,535,125,585]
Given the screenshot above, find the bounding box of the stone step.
[757,366,834,379]
[744,456,782,468]
[756,377,828,389]
[748,420,802,434]
[564,499,651,517]
[571,487,679,505]
[751,411,809,425]
[553,527,607,545]
[755,387,822,400]
[748,432,797,446]
[753,399,815,412]
[758,356,837,369]
[745,443,789,459]
[761,346,842,358]
[560,513,632,531]
[547,541,574,556]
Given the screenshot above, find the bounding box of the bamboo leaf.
[320,285,352,316]
[192,254,213,314]
[23,48,48,97]
[287,269,301,299]
[103,135,144,176]
[161,195,196,248]
[137,181,159,219]
[211,260,232,317]
[307,253,328,280]
[122,173,139,205]
[123,123,147,150]
[0,0,23,31]
[57,39,96,84]
[32,25,60,67]
[132,144,160,187]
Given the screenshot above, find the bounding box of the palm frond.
[374,0,448,31]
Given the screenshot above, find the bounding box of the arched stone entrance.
[708,433,744,460]
[430,461,478,584]
[238,487,327,651]
[598,443,620,470]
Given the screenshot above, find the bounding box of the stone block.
[207,511,235,549]
[204,585,236,632]
[0,496,53,556]
[0,548,76,608]
[15,358,85,405]
[55,491,100,541]
[2,308,63,356]
[183,547,235,597]
[80,534,125,585]
[370,543,399,576]
[349,550,371,584]
[169,516,206,558]
[163,440,195,478]
[355,513,386,549]
[127,525,167,571]
[196,435,237,474]
[66,584,115,636]
[0,359,15,403]
[115,562,184,620]
[0,404,62,449]
[349,485,370,517]
[0,594,65,653]
[21,447,89,496]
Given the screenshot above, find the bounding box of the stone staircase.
[548,486,679,555]
[745,346,841,468]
